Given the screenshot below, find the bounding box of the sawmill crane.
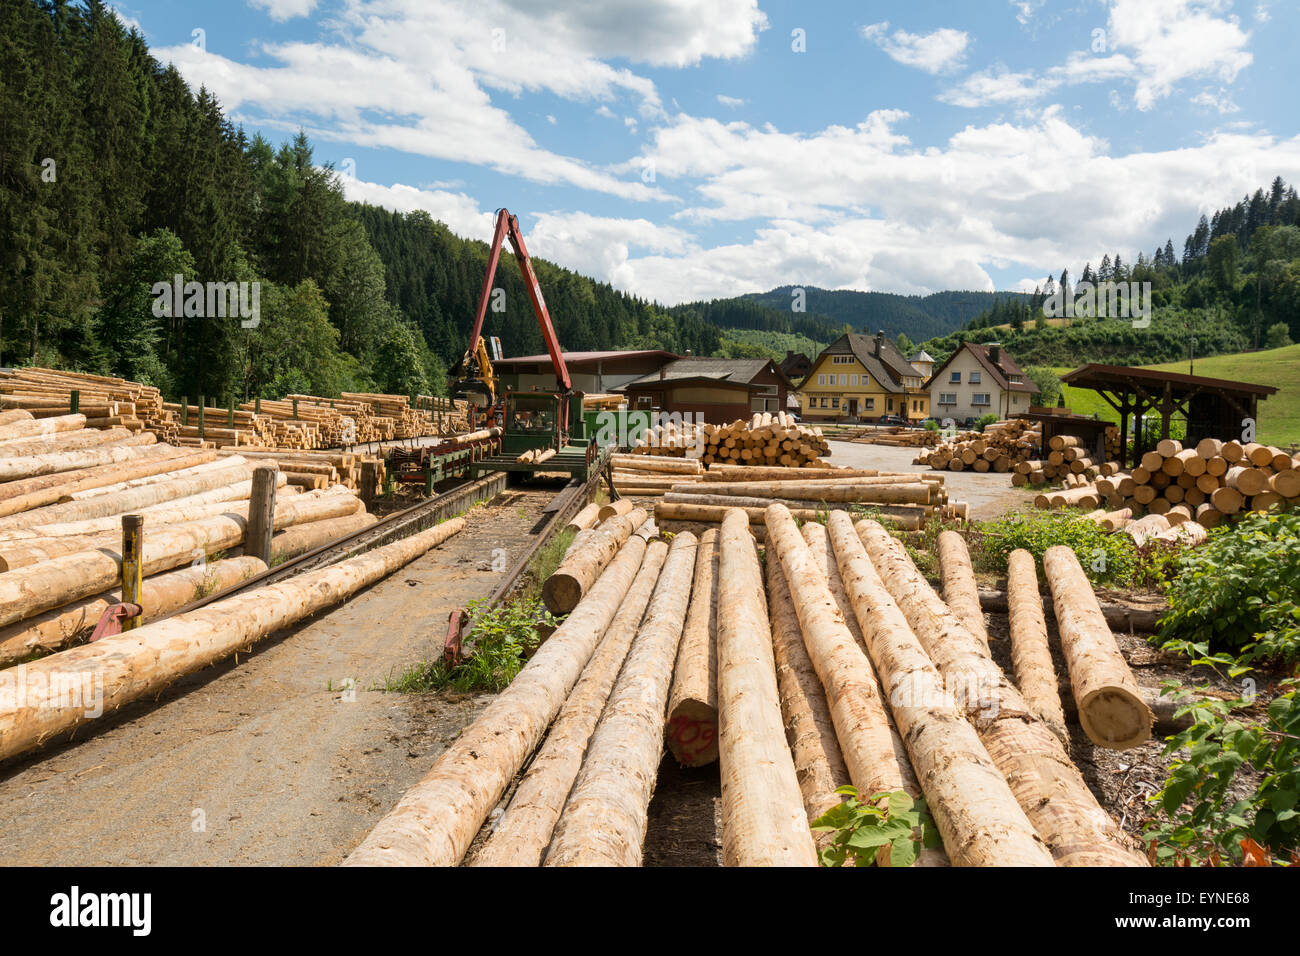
[453,208,573,433]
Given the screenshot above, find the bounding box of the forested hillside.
[0,0,714,404]
[923,180,1300,369]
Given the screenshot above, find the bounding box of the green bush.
[922,418,941,432]
[1155,509,1300,664]
[977,512,1138,586]
[1146,681,1300,865]
[975,412,999,431]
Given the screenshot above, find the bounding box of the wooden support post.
[293,398,299,420]
[360,460,379,508]
[181,396,189,427]
[227,396,235,427]
[197,394,205,440]
[69,389,80,414]
[121,513,143,631]
[255,397,261,415]
[245,466,278,566]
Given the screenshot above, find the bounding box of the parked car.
[876,414,908,427]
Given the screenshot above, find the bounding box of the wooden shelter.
[1059,364,1277,467]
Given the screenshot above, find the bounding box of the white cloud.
[1010,0,1046,24]
[248,0,317,21]
[944,1,1253,111]
[862,22,970,75]
[339,178,495,240]
[1191,88,1241,114]
[546,114,557,124]
[716,94,745,108]
[527,211,696,291]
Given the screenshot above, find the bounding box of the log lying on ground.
[0,458,258,532]
[1042,546,1152,750]
[1006,549,1068,746]
[344,535,649,867]
[857,521,1144,866]
[703,465,879,482]
[802,521,918,797]
[0,556,268,665]
[0,437,171,483]
[471,540,670,868]
[823,509,1051,866]
[0,518,466,762]
[767,540,850,852]
[563,502,601,534]
[596,498,635,522]
[0,448,213,519]
[608,454,702,475]
[765,506,942,865]
[678,481,932,504]
[0,412,85,445]
[270,512,378,562]
[937,530,989,647]
[0,426,139,459]
[714,510,817,866]
[543,507,647,614]
[0,513,258,628]
[977,588,1164,633]
[0,409,34,427]
[665,528,720,767]
[545,533,699,866]
[657,501,921,531]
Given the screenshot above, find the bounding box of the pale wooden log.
[657,501,922,531]
[766,506,944,864]
[767,541,850,853]
[543,508,648,614]
[545,533,699,866]
[596,498,635,522]
[0,426,137,459]
[0,409,34,427]
[823,510,1049,866]
[713,510,817,866]
[471,540,670,868]
[0,448,212,518]
[563,502,601,534]
[269,512,377,562]
[703,465,880,482]
[1123,514,1172,546]
[0,438,169,483]
[665,528,720,767]
[0,519,466,762]
[1042,546,1152,750]
[684,481,931,504]
[937,530,989,648]
[608,454,702,475]
[346,535,649,866]
[1006,550,1068,745]
[857,522,1144,866]
[0,459,257,532]
[0,412,86,445]
[0,557,268,665]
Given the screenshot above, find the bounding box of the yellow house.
[798,331,931,422]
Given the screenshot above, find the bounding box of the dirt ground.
[825,439,1036,520]
[0,484,566,866]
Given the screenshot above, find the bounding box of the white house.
[926,342,1040,422]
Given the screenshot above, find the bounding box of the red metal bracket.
[443,608,471,665]
[89,602,142,642]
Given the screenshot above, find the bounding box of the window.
[832,355,854,364]
[887,398,894,411]
[1013,394,1020,404]
[831,397,840,409]
[973,393,991,406]
[950,371,961,383]
[839,374,848,386]
[865,398,875,410]
[849,374,858,387]
[969,371,981,384]
[817,374,825,385]
[821,397,829,408]
[938,392,956,405]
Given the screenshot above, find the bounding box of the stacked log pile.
[918,419,1041,473]
[1,367,174,439]
[346,503,1145,868]
[865,428,939,448]
[627,412,830,468]
[1013,434,1119,487]
[0,425,384,662]
[1034,438,1300,533]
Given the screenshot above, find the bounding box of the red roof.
[493,350,678,366]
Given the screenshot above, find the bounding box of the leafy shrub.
[975,412,999,431]
[922,418,941,432]
[976,511,1138,586]
[1146,681,1300,866]
[811,787,941,867]
[1156,510,1300,663]
[385,597,559,693]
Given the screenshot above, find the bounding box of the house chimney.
[874,329,885,357]
[989,345,1001,365]
[659,367,666,381]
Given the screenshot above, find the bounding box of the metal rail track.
[159,471,510,621]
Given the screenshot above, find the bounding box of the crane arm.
[463,208,572,393]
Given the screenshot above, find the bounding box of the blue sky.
[113,0,1300,304]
